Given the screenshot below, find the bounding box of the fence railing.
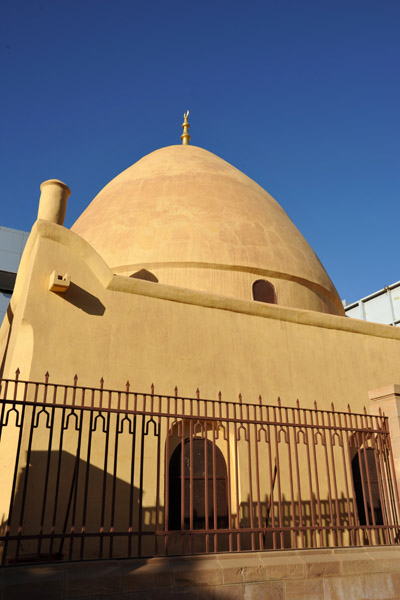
[0,372,399,565]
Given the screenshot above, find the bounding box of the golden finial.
[181,110,191,145]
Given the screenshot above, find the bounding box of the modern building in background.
[0,226,29,322]
[344,282,400,327]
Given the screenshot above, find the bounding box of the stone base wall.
[2,547,400,599]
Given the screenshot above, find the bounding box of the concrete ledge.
[2,547,400,599]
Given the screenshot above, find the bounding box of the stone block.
[4,581,63,600]
[243,581,284,600]
[323,575,365,600]
[216,558,245,584]
[392,572,400,596]
[121,561,172,592]
[339,555,374,576]
[173,559,223,588]
[360,573,394,599]
[233,557,264,583]
[285,577,324,600]
[198,584,244,599]
[259,555,305,580]
[67,574,121,597]
[125,589,197,600]
[369,550,400,574]
[305,556,341,577]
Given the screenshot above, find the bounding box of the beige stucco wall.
[1,219,399,410]
[1,220,399,560]
[114,263,341,316]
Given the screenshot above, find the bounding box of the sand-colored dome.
[72,145,344,315]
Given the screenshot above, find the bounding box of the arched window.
[168,438,229,530]
[252,280,277,304]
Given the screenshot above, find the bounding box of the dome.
[71,145,344,315]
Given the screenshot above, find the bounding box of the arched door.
[351,447,383,526]
[168,438,229,530]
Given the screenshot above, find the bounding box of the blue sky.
[1,0,399,303]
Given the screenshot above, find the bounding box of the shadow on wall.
[1,450,144,562]
[0,448,371,564]
[61,283,106,316]
[0,304,14,379]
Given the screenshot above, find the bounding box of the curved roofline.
[111,260,344,312]
[71,144,342,314]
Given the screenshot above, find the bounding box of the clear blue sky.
[1,0,399,303]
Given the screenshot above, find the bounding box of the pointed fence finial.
[181,110,191,145]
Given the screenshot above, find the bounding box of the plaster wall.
[1,221,400,560]
[115,263,341,316]
[2,220,400,410]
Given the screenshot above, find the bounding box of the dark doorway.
[252,280,277,304]
[351,448,383,526]
[168,438,229,530]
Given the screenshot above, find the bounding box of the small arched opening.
[168,438,229,531]
[252,279,277,304]
[130,269,158,283]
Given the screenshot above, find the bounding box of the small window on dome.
[252,280,277,304]
[130,269,158,283]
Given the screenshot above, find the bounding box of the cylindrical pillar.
[38,179,71,225]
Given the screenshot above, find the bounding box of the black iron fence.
[0,371,399,564]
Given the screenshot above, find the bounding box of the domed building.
[72,144,343,316]
[1,118,397,404]
[1,117,400,594]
